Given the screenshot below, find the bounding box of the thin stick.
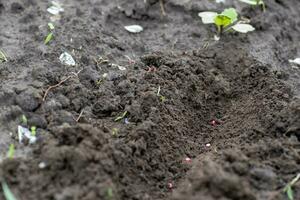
[76,110,84,122]
[43,69,82,101]
[159,0,166,16]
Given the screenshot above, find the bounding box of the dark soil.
[0,0,299,200]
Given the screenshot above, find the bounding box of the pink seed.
[184,157,192,162]
[168,182,173,189]
[206,143,211,147]
[210,120,217,126]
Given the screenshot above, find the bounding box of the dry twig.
[43,69,82,101]
[75,110,84,122]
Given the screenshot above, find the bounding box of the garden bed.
[0,0,299,199]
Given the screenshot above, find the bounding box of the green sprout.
[21,115,27,125]
[31,126,37,136]
[238,0,266,12]
[111,128,118,137]
[44,23,55,45]
[106,187,113,199]
[0,50,7,63]
[199,8,255,38]
[283,173,300,200]
[215,8,238,34]
[160,95,166,102]
[1,182,17,200]
[44,33,53,45]
[7,144,15,159]
[48,23,55,30]
[157,86,166,102]
[96,78,104,86]
[114,111,128,122]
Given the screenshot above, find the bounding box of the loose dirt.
[0,0,299,199]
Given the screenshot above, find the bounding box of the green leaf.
[31,126,37,136]
[160,95,166,102]
[111,128,118,136]
[44,32,53,45]
[214,15,232,28]
[107,188,113,198]
[2,182,17,200]
[7,144,15,159]
[114,111,128,122]
[221,8,238,22]
[48,23,55,30]
[290,174,300,186]
[0,50,7,63]
[21,115,27,125]
[287,186,293,200]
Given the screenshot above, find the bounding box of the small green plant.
[31,126,37,136]
[283,173,300,200]
[114,111,128,122]
[238,0,265,12]
[160,95,166,102]
[0,50,7,63]
[106,187,113,199]
[1,181,17,200]
[7,144,15,159]
[111,128,118,137]
[199,8,255,38]
[157,86,166,102]
[21,115,28,125]
[44,33,53,45]
[44,23,55,45]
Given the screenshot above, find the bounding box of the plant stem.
[159,0,166,16]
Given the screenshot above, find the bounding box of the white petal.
[59,52,76,66]
[198,12,218,24]
[232,24,255,33]
[124,25,143,33]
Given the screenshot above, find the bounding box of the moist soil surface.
[0,0,300,200]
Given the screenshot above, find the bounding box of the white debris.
[111,63,126,71]
[50,15,61,22]
[205,143,211,147]
[214,35,220,41]
[47,1,64,15]
[198,12,218,24]
[216,0,226,3]
[18,126,37,144]
[118,66,126,71]
[124,25,144,33]
[38,162,46,169]
[289,58,300,65]
[231,24,255,33]
[59,52,76,66]
[102,73,108,78]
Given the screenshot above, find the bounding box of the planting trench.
[0,0,300,200]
